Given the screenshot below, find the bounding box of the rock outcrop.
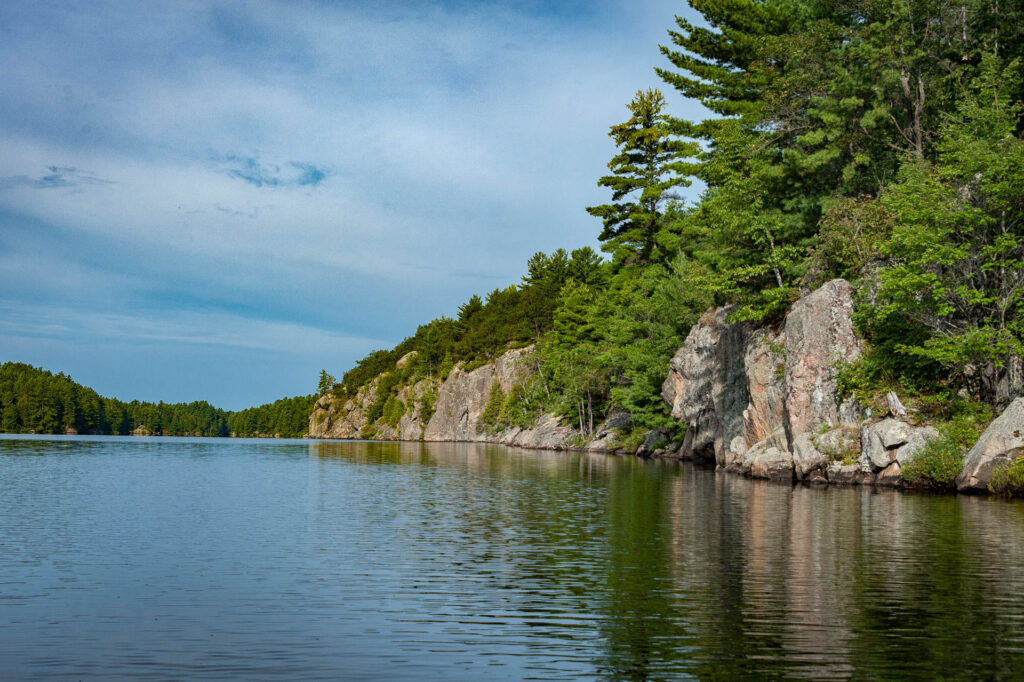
[858,419,938,474]
[423,347,532,442]
[662,280,864,476]
[308,345,576,450]
[307,275,1020,495]
[308,375,381,439]
[659,278,948,487]
[783,279,862,438]
[956,397,1024,493]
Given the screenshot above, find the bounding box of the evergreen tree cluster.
[331,247,604,400]
[0,362,314,438]
[329,0,1024,438]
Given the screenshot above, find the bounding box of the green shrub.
[902,409,989,490]
[364,371,402,424]
[989,458,1024,497]
[438,353,454,381]
[477,380,505,433]
[461,358,488,373]
[619,429,646,454]
[382,395,405,428]
[500,381,543,429]
[901,435,965,490]
[418,388,437,425]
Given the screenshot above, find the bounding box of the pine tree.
[317,369,336,396]
[586,88,696,267]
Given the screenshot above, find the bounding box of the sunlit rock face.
[423,346,532,442]
[957,397,1024,493]
[782,279,863,439]
[307,345,574,450]
[662,279,873,484]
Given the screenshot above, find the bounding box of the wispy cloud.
[0,165,113,190]
[219,154,329,188]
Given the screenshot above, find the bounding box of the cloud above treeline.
[0,0,703,409]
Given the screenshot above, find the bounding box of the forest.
[326,0,1024,449]
[0,362,314,438]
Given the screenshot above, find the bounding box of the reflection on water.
[1,435,1023,679]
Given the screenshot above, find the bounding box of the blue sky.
[0,0,704,410]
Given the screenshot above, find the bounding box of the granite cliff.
[310,279,1024,493]
[308,346,576,450]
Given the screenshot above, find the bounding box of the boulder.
[783,279,862,438]
[395,351,418,369]
[896,424,940,466]
[792,433,828,480]
[635,428,669,457]
[875,461,903,487]
[584,408,632,452]
[501,413,576,450]
[807,469,829,485]
[813,425,861,461]
[743,427,792,480]
[859,419,939,472]
[956,398,1024,493]
[827,462,875,486]
[737,425,790,477]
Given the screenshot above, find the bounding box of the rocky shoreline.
[309,279,1024,495]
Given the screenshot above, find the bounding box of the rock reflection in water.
[1,436,1022,679]
[307,440,1024,679]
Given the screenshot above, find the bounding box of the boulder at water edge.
[956,397,1024,493]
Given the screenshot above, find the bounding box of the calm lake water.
[1,435,1023,680]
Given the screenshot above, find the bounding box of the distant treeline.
[0,362,314,438]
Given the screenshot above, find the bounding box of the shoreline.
[303,433,991,496]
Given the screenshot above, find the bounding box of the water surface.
[1,435,1023,679]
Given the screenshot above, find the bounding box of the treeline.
[327,0,1024,443]
[0,362,314,437]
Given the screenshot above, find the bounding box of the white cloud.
[0,0,703,405]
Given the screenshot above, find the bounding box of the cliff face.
[308,345,575,449]
[422,347,532,442]
[660,279,944,486]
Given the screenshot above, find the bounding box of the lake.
[1,435,1023,679]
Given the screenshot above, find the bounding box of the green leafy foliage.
[312,0,1024,449]
[417,388,437,426]
[336,247,606,404]
[382,395,406,428]
[989,458,1024,497]
[902,404,991,490]
[806,196,894,286]
[317,369,336,396]
[859,56,1024,406]
[227,395,317,438]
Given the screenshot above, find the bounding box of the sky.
[0,0,706,411]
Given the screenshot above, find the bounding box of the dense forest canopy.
[326,0,1024,442]
[0,362,314,438]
